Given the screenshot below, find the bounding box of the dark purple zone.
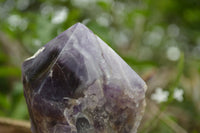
[22,24,74,82]
[22,23,89,101]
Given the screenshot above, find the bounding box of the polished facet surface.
[22,23,147,133]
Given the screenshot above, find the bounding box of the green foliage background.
[0,0,200,132]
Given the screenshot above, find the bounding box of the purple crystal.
[22,23,147,133]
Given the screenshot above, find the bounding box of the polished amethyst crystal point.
[22,23,147,133]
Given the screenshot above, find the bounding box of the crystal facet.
[22,23,147,133]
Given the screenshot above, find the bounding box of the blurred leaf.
[66,9,81,26]
[0,66,21,77]
[0,93,11,111]
[122,56,158,68]
[0,53,7,64]
[97,1,111,11]
[10,96,28,119]
[175,53,184,85]
[151,121,174,133]
[12,82,23,96]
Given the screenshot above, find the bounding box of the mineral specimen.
[22,23,147,133]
